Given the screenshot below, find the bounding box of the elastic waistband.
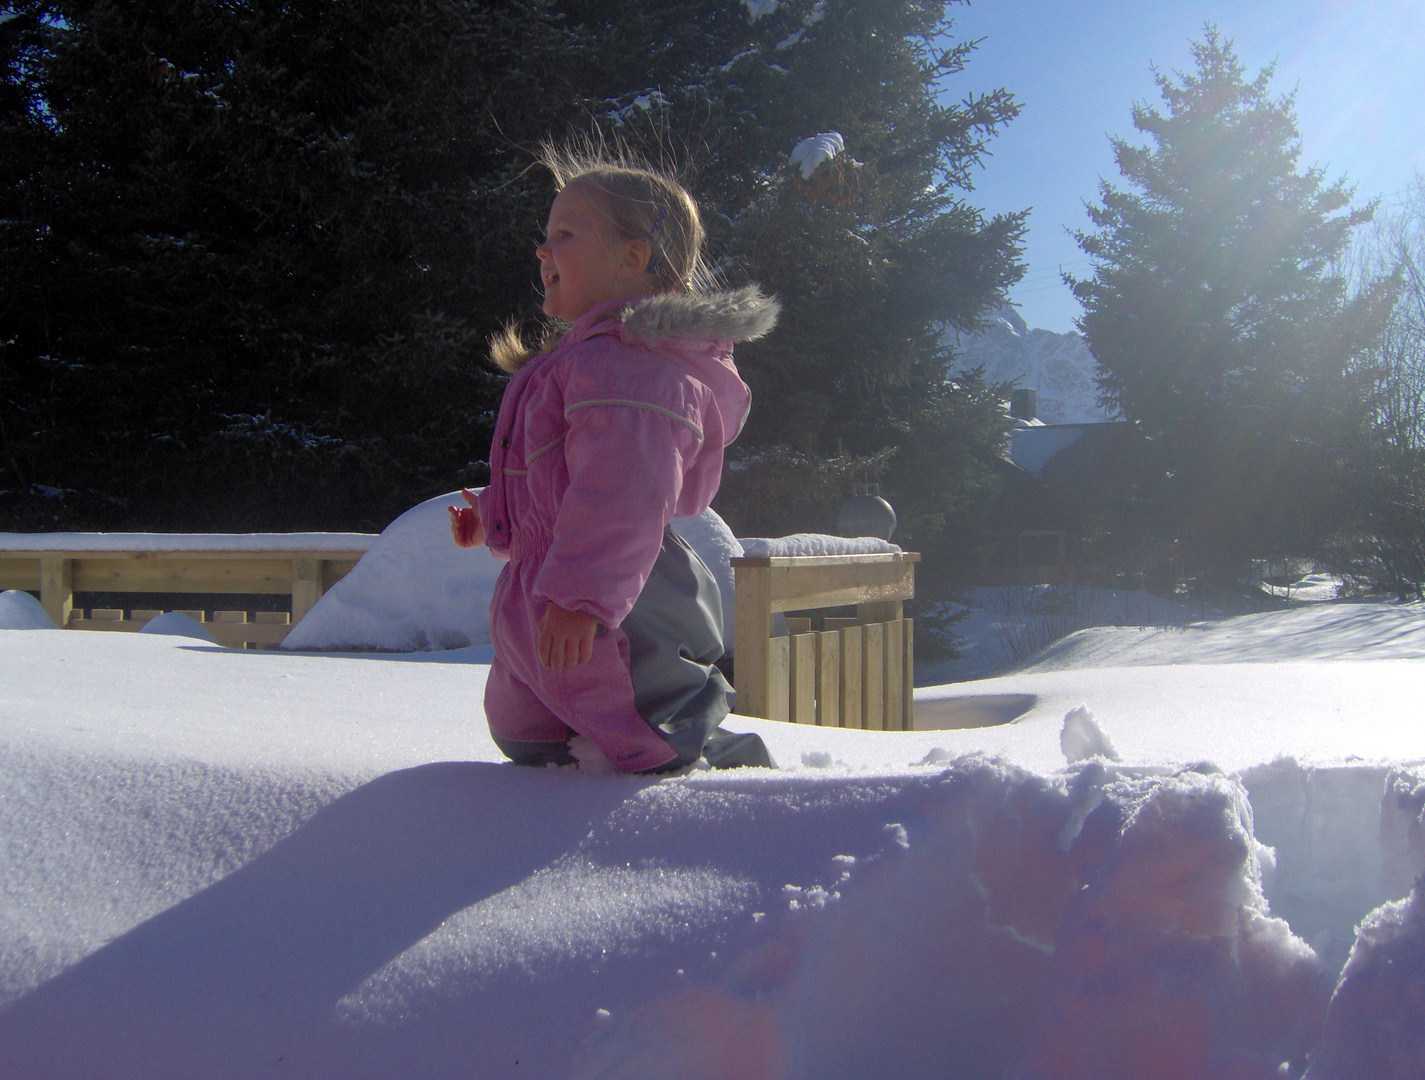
[509,529,554,561]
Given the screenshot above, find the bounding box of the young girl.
[450,146,779,773]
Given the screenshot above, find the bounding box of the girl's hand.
[448,489,484,548]
[537,603,600,672]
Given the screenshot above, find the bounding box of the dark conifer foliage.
[1,0,573,530]
[1070,29,1392,575]
[560,0,1025,551]
[2,0,1023,553]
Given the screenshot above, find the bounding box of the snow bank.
[918,584,1190,684]
[138,610,218,644]
[5,592,1425,1075]
[0,589,55,630]
[281,493,503,652]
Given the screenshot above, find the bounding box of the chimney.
[1010,387,1038,421]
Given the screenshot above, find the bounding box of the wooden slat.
[903,619,915,730]
[733,562,774,719]
[207,622,290,647]
[784,616,813,634]
[767,634,790,723]
[212,610,248,623]
[67,616,142,633]
[824,617,859,631]
[789,632,816,725]
[862,622,885,730]
[0,557,40,592]
[763,557,916,614]
[174,610,206,622]
[132,609,164,621]
[254,611,291,625]
[840,625,863,730]
[71,558,293,594]
[815,630,840,728]
[90,608,125,621]
[884,619,904,732]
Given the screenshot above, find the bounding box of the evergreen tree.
[1069,29,1391,576]
[3,0,1023,565]
[0,0,574,530]
[553,0,1026,564]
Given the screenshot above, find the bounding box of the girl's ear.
[617,238,653,281]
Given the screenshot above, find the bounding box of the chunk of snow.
[138,611,218,644]
[1306,881,1425,1078]
[0,590,56,630]
[790,132,844,180]
[738,533,898,558]
[1059,704,1119,763]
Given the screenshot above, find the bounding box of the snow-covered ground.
[3,515,1424,1077]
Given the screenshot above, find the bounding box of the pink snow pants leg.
[484,559,679,773]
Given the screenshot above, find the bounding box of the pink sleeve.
[530,405,702,627]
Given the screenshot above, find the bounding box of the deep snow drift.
[3,500,1425,1076]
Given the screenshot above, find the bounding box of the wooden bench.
[0,533,376,647]
[731,552,918,729]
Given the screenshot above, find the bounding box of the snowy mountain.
[946,307,1113,425]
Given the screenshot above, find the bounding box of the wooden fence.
[731,552,918,729]
[0,534,376,647]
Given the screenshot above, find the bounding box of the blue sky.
[939,0,1425,332]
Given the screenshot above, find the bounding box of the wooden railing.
[0,533,376,647]
[731,552,918,729]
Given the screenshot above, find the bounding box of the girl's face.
[537,185,653,321]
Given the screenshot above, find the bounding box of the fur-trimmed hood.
[619,284,780,344]
[491,285,779,374]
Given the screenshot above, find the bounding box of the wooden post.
[291,557,323,626]
[40,557,73,628]
[733,562,774,718]
[840,625,862,729]
[789,632,816,724]
[815,630,841,728]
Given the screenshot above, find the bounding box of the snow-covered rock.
[948,306,1112,425]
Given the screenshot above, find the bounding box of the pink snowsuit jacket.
[476,285,779,769]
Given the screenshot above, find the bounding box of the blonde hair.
[490,140,713,374]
